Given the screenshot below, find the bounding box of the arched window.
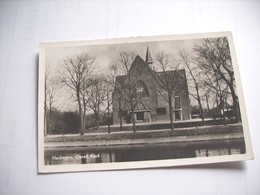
[136,80,149,97]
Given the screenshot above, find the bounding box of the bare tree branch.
[60,53,95,134]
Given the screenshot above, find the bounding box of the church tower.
[145,46,154,70]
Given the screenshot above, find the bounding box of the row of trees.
[44,109,112,135]
[110,37,240,132]
[44,54,113,135]
[180,37,240,125]
[44,37,241,135]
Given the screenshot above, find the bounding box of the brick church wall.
[112,54,191,125]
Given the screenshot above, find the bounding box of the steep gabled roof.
[129,55,148,72]
[129,55,157,77]
[113,55,148,86]
[115,55,188,93]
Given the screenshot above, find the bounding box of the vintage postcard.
[38,32,253,173]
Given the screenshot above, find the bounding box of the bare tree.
[110,51,145,133]
[193,37,240,122]
[44,64,61,135]
[81,78,93,133]
[154,51,186,130]
[109,62,128,131]
[85,75,107,130]
[112,51,149,132]
[46,77,60,134]
[203,69,229,124]
[179,50,205,124]
[105,74,116,133]
[60,54,95,135]
[44,64,50,136]
[204,89,212,115]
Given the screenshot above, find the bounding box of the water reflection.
[44,139,245,165]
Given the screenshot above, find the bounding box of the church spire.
[145,46,153,65]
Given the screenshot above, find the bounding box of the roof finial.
[145,45,153,65]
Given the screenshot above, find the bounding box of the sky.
[45,38,199,77]
[44,37,202,112]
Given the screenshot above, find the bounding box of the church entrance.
[136,112,144,121]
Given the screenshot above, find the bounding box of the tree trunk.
[196,85,204,125]
[82,94,87,134]
[221,98,227,126]
[96,120,100,130]
[119,99,123,131]
[44,110,47,136]
[45,109,49,135]
[130,96,136,132]
[107,112,110,133]
[44,83,47,136]
[229,86,241,123]
[48,102,52,134]
[215,95,219,120]
[205,94,210,114]
[47,110,50,135]
[219,95,227,125]
[168,93,174,130]
[83,106,86,133]
[44,69,48,136]
[95,112,100,130]
[76,90,84,135]
[107,93,111,134]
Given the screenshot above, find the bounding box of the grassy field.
[86,118,236,133]
[45,124,243,143]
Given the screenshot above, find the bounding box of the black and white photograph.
[38,32,253,173]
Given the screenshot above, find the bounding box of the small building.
[112,47,190,125]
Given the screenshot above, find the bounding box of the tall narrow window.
[175,96,181,109]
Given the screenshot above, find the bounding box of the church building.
[112,47,190,125]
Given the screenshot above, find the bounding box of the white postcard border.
[38,32,253,173]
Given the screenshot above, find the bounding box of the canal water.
[44,139,245,165]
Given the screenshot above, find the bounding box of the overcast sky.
[45,38,199,77]
[44,38,201,111]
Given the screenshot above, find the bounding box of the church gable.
[129,55,154,78]
[112,47,191,125]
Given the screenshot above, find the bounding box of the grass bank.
[86,118,237,133]
[45,124,243,143]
